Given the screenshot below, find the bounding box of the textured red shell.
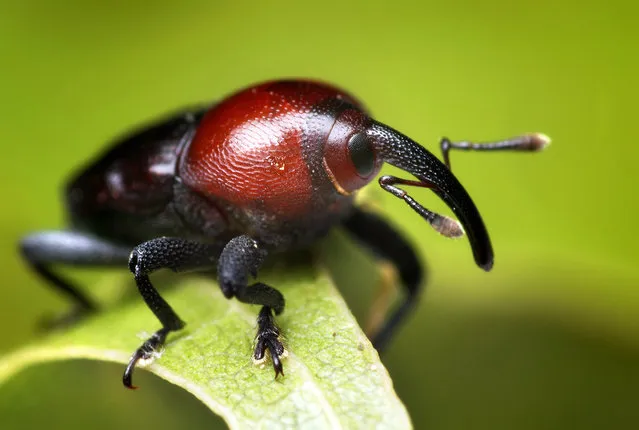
[178,80,362,217]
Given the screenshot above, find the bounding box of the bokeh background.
[1,1,637,429]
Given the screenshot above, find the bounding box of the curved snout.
[367,120,494,271]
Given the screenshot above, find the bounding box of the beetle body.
[21,79,549,388]
[67,81,379,251]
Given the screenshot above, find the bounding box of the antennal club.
[379,176,464,238]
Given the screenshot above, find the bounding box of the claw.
[123,353,142,390]
[271,348,284,378]
[253,338,286,365]
[253,341,267,365]
[268,339,286,378]
[253,306,287,376]
[253,332,287,377]
[122,328,168,389]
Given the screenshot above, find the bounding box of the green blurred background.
[1,0,637,429]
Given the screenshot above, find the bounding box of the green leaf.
[0,265,411,429]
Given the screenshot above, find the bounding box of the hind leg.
[19,230,131,328]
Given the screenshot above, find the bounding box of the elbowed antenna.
[366,120,494,271]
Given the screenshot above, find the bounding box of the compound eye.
[347,133,375,177]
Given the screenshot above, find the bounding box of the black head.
[322,106,495,270]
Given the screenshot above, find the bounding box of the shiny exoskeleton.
[20,80,549,388]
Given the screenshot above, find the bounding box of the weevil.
[19,80,549,388]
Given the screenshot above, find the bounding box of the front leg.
[217,235,286,376]
[124,237,220,388]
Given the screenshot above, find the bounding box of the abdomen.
[66,109,206,245]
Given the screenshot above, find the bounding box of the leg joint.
[128,250,139,275]
[219,279,238,299]
[440,136,451,151]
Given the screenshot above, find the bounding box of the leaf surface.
[0,266,411,429]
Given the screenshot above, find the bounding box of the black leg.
[217,235,286,377]
[19,230,131,328]
[440,133,550,170]
[124,237,220,389]
[342,208,423,352]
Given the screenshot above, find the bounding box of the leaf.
[0,265,411,429]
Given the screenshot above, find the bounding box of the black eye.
[348,133,375,177]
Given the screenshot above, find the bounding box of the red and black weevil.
[19,80,549,388]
